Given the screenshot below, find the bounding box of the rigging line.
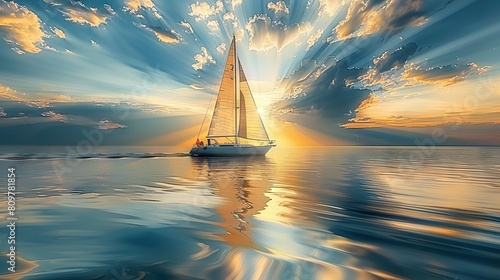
[197,85,217,139]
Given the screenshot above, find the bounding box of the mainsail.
[207,38,270,143]
[207,39,236,138]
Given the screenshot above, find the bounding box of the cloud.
[318,0,346,17]
[216,43,227,54]
[306,29,323,51]
[245,14,312,52]
[268,1,289,14]
[0,0,46,54]
[357,42,418,87]
[124,0,154,13]
[1,84,76,108]
[189,84,203,90]
[0,85,21,100]
[136,24,181,44]
[342,59,493,129]
[357,43,487,89]
[207,20,220,33]
[232,0,242,9]
[223,11,239,28]
[192,47,215,70]
[149,26,181,44]
[275,57,370,118]
[98,119,127,130]
[235,28,244,41]
[55,1,113,27]
[179,20,194,33]
[42,1,116,27]
[41,111,67,121]
[123,0,161,19]
[223,12,235,21]
[342,81,500,129]
[188,1,223,21]
[402,63,488,87]
[104,4,115,16]
[335,0,429,39]
[51,27,66,38]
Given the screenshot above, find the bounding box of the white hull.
[189,144,273,157]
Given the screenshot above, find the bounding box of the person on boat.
[200,140,204,147]
[195,138,200,147]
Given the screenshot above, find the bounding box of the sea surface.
[0,146,499,280]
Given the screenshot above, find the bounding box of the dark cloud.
[358,42,419,87]
[0,101,199,145]
[275,58,370,118]
[374,42,418,73]
[274,42,420,119]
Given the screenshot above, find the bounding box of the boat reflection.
[190,157,273,249]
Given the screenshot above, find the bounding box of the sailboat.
[189,37,275,157]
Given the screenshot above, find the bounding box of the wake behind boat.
[189,37,275,157]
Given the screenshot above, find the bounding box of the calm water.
[0,146,499,280]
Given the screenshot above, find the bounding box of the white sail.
[190,37,275,156]
[207,39,236,139]
[207,37,270,143]
[238,61,269,141]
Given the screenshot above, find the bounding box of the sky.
[0,0,499,146]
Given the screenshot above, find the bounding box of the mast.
[234,36,240,145]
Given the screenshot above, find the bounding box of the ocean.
[0,146,499,279]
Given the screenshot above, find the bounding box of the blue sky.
[0,0,499,146]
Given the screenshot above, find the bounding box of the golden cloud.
[41,111,68,122]
[154,30,180,44]
[124,0,154,13]
[51,27,66,38]
[0,1,46,54]
[140,25,181,44]
[343,78,500,128]
[336,0,427,40]
[123,0,161,19]
[402,63,489,87]
[61,6,109,27]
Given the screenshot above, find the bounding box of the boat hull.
[189,144,273,157]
